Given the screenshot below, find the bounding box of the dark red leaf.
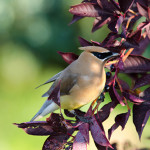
[108,18,118,33]
[132,37,150,55]
[79,123,89,144]
[108,124,119,140]
[123,30,142,48]
[90,115,112,148]
[110,0,120,11]
[123,92,145,103]
[69,15,84,25]
[91,40,101,46]
[42,134,70,150]
[119,55,150,73]
[97,0,116,11]
[69,3,111,17]
[115,15,124,32]
[109,84,123,105]
[64,109,75,117]
[136,0,148,7]
[108,110,130,139]
[57,51,79,64]
[101,32,120,47]
[115,110,130,129]
[113,84,125,106]
[92,16,111,32]
[118,0,134,13]
[139,87,150,101]
[133,103,150,139]
[137,2,148,18]
[95,142,117,150]
[145,23,150,39]
[118,79,130,91]
[128,29,142,43]
[73,131,87,150]
[14,121,54,136]
[48,81,61,106]
[14,113,70,136]
[78,36,92,46]
[133,87,150,139]
[133,74,150,90]
[96,101,118,122]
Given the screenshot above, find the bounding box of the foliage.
[15,0,150,149]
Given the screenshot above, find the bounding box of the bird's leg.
[72,110,92,123]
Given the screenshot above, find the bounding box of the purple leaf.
[69,15,84,25]
[79,123,89,144]
[97,0,116,11]
[118,79,130,91]
[96,101,118,122]
[119,55,150,73]
[123,30,142,48]
[133,103,150,139]
[92,16,111,32]
[48,81,61,106]
[42,134,70,150]
[73,131,87,150]
[69,3,111,17]
[91,40,101,46]
[64,109,75,117]
[128,29,142,43]
[95,142,117,150]
[108,110,130,139]
[57,51,79,64]
[118,0,134,13]
[109,84,124,105]
[108,18,118,32]
[90,115,112,148]
[133,74,150,90]
[110,0,120,11]
[108,124,119,140]
[139,87,150,101]
[115,15,124,32]
[136,0,148,7]
[132,37,150,55]
[14,113,70,136]
[113,84,125,106]
[137,2,148,18]
[101,32,120,47]
[78,36,92,46]
[14,121,54,136]
[123,92,145,103]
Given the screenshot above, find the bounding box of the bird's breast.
[60,72,106,110]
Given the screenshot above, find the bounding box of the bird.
[30,46,119,121]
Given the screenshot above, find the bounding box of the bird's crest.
[79,46,109,53]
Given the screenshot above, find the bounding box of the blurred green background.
[1,0,150,150]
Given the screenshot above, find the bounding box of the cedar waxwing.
[31,46,119,121]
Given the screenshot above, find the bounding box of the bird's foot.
[97,92,105,102]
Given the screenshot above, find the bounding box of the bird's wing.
[31,68,78,121]
[42,68,78,97]
[35,71,63,89]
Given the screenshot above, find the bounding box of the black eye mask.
[91,52,113,59]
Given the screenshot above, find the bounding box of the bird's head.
[79,46,119,63]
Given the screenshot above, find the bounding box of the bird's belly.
[60,84,104,110]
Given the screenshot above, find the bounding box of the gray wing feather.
[35,71,63,89]
[30,100,53,121]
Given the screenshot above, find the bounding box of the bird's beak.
[105,52,120,62]
[112,52,120,57]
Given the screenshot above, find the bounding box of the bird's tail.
[30,100,59,121]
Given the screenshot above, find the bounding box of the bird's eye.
[91,52,113,59]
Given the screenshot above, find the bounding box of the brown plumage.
[31,46,119,121]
